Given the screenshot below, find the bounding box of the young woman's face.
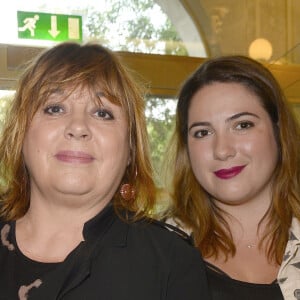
[22,87,130,210]
[187,82,278,206]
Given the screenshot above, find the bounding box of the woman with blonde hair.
[168,55,300,299]
[0,42,209,299]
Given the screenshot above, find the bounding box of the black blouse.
[0,206,210,299]
[205,261,284,300]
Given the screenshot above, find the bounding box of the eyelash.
[192,121,255,138]
[235,121,254,130]
[43,105,114,120]
[193,129,212,138]
[93,108,114,120]
[43,104,64,115]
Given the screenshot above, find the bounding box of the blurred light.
[248,38,273,61]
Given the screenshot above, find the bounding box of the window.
[0,90,14,131]
[146,96,176,185]
[0,0,195,56]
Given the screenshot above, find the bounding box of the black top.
[0,205,210,300]
[205,261,283,300]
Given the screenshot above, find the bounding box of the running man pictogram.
[18,15,40,37]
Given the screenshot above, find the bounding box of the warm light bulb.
[248,38,273,61]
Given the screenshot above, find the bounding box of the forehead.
[43,85,121,106]
[189,82,265,118]
[47,87,95,100]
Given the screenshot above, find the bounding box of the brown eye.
[94,108,114,120]
[44,105,64,115]
[236,121,254,130]
[193,129,212,138]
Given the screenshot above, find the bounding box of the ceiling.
[156,0,300,101]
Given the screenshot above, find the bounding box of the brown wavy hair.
[168,55,300,263]
[0,42,156,221]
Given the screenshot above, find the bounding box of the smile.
[214,165,245,179]
[55,151,94,163]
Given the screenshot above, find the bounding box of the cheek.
[188,142,211,178]
[23,139,38,170]
[188,138,212,162]
[237,139,255,155]
[239,131,278,161]
[98,130,130,161]
[23,125,54,163]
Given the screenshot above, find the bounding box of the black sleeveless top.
[205,261,284,300]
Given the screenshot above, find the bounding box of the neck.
[15,195,109,262]
[26,188,110,228]
[215,194,272,247]
[216,190,271,221]
[16,210,87,263]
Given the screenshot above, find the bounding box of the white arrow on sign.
[48,15,60,38]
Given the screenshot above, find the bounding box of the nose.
[64,115,92,141]
[213,132,236,161]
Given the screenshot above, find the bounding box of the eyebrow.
[49,87,63,94]
[188,111,260,131]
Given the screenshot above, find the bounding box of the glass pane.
[0,0,194,56]
[145,97,176,186]
[0,90,14,131]
[273,44,300,65]
[86,0,187,55]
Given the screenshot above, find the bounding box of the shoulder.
[111,214,206,269]
[100,210,204,266]
[87,212,210,299]
[165,216,193,236]
[121,217,199,259]
[278,217,300,299]
[121,218,209,299]
[290,217,300,239]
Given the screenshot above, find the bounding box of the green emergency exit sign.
[17,11,82,42]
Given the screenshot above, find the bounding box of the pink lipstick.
[55,151,94,163]
[214,165,245,179]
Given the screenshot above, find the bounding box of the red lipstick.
[55,151,94,163]
[214,165,245,179]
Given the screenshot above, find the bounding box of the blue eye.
[44,105,64,115]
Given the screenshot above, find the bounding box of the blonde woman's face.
[22,87,130,210]
[187,82,278,207]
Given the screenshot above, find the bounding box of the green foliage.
[0,93,13,132]
[85,0,188,55]
[145,97,176,185]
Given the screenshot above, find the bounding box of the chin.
[213,191,249,205]
[54,183,93,195]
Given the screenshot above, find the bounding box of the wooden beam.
[1,44,300,102]
[113,51,204,97]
